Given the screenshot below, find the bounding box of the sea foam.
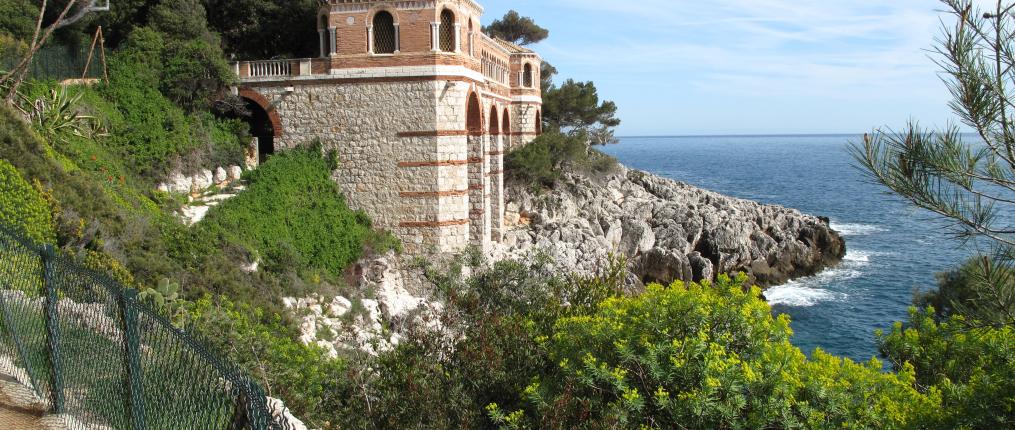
[830,222,887,237]
[765,249,875,307]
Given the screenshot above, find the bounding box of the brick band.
[399,219,470,228]
[400,190,468,198]
[397,130,470,137]
[398,159,469,167]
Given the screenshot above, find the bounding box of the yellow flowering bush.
[493,274,941,429]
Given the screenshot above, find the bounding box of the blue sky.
[479,0,961,136]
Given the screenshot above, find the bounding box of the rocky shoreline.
[287,163,847,356]
[494,164,847,288]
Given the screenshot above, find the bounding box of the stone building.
[231,0,543,254]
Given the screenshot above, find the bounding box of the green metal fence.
[0,226,296,429]
[1,44,108,81]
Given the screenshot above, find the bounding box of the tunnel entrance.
[240,97,275,163]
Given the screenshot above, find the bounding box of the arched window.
[319,15,332,57]
[489,106,500,135]
[467,93,482,134]
[535,109,542,134]
[440,9,456,52]
[502,109,511,135]
[523,63,534,88]
[467,19,474,56]
[372,11,397,54]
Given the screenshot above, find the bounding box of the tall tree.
[542,78,621,144]
[482,10,548,45]
[202,0,319,59]
[852,0,1015,326]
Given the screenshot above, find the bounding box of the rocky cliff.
[495,165,846,288]
[287,163,847,357]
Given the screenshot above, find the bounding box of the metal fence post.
[41,245,65,414]
[119,290,146,430]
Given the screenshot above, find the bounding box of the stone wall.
[244,68,541,253]
[254,80,472,253]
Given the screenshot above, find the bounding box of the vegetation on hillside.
[0,2,1010,429]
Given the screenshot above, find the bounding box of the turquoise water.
[601,135,977,361]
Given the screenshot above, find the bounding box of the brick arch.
[489,105,500,135]
[466,91,483,135]
[238,88,282,138]
[367,5,401,24]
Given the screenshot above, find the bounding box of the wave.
[765,283,847,307]
[830,222,887,237]
[766,249,878,307]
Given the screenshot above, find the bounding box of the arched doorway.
[241,98,276,163]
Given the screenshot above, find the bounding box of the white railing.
[248,60,292,78]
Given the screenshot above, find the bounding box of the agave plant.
[22,86,106,145]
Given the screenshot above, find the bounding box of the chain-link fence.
[0,226,296,429]
[1,44,107,81]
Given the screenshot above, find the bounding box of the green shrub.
[176,296,348,425]
[0,159,54,243]
[493,274,941,429]
[878,308,1015,429]
[505,131,617,190]
[200,147,399,278]
[0,0,38,41]
[917,257,1015,326]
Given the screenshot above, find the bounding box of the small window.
[440,10,456,52]
[319,15,332,57]
[373,11,397,54]
[523,63,534,88]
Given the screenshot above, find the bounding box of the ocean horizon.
[603,134,986,361]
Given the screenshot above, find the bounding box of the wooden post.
[119,289,147,430]
[41,245,65,413]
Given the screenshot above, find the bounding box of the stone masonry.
[233,0,542,254]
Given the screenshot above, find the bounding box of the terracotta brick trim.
[397,130,470,137]
[397,159,469,167]
[468,184,484,190]
[238,88,283,138]
[400,190,469,198]
[399,219,470,228]
[508,132,540,136]
[467,157,485,164]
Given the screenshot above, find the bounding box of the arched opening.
[523,63,534,88]
[466,93,482,134]
[489,106,500,135]
[440,9,456,52]
[502,109,511,135]
[467,19,474,56]
[241,98,276,162]
[319,15,330,57]
[373,11,397,54]
[535,109,542,135]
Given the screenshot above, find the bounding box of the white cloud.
[548,0,944,97]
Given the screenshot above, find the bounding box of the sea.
[601,134,981,361]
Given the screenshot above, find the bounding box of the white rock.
[228,165,243,181]
[214,167,228,184]
[266,397,308,430]
[191,170,213,191]
[181,205,210,225]
[329,296,352,317]
[167,172,193,194]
